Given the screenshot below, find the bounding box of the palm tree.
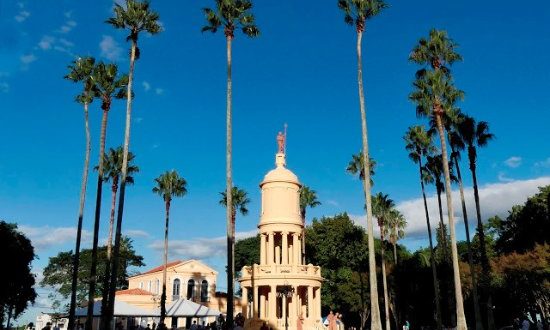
[387,209,406,264]
[85,62,128,330]
[448,120,484,330]
[425,154,451,255]
[457,115,495,330]
[347,152,377,186]
[337,1,388,327]
[96,147,139,321]
[372,192,394,330]
[219,186,250,313]
[106,2,161,326]
[202,2,259,326]
[299,185,321,264]
[64,56,95,330]
[152,170,188,325]
[403,125,442,330]
[409,29,467,330]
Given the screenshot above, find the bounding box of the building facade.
[239,149,323,329]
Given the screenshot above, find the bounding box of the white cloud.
[20,54,37,65]
[15,10,30,23]
[142,81,151,91]
[38,35,55,50]
[0,82,9,93]
[352,177,550,239]
[58,20,77,34]
[534,158,550,169]
[18,225,91,251]
[504,156,522,168]
[100,35,123,61]
[497,171,514,182]
[155,88,164,95]
[125,229,150,238]
[148,230,256,260]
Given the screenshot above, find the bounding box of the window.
[187,279,195,300]
[156,279,160,294]
[201,280,209,302]
[139,282,143,289]
[148,281,151,292]
[173,279,181,298]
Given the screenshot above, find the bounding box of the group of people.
[324,310,344,330]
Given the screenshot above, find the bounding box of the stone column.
[268,232,274,265]
[253,285,259,318]
[282,232,288,264]
[292,233,299,265]
[315,287,321,318]
[307,286,313,319]
[260,234,266,264]
[260,290,266,318]
[242,287,249,318]
[269,285,276,322]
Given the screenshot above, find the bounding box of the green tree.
[403,125,442,330]
[372,193,394,330]
[448,118,483,330]
[0,222,36,329]
[41,237,144,306]
[457,115,496,329]
[86,62,128,330]
[388,209,406,264]
[63,56,95,330]
[299,185,321,264]
[152,170,187,325]
[235,235,260,271]
[202,2,260,325]
[337,1,388,327]
[409,29,467,330]
[106,2,161,327]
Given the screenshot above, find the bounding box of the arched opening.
[201,280,209,302]
[173,279,181,300]
[187,279,195,300]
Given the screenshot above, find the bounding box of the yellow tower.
[239,138,323,330]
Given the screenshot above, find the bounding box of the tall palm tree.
[85,62,128,330]
[202,2,259,326]
[425,154,450,255]
[219,186,251,240]
[387,209,406,264]
[106,2,161,326]
[347,152,377,185]
[299,185,321,264]
[448,120,484,330]
[96,147,139,324]
[409,29,467,330]
[403,125,443,330]
[152,170,187,325]
[337,1,387,327]
[64,56,95,330]
[457,115,495,330]
[372,192,394,330]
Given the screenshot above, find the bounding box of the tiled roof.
[116,288,153,296]
[141,260,183,275]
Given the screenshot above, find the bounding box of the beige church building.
[239,145,324,329]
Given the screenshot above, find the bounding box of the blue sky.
[1,0,550,325]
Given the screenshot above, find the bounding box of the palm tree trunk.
[419,161,443,330]
[86,108,109,330]
[435,113,467,330]
[160,200,170,324]
[356,28,382,330]
[225,34,235,329]
[436,185,448,252]
[107,38,137,330]
[393,225,397,264]
[469,154,495,330]
[100,179,119,329]
[454,154,483,330]
[380,231,391,330]
[69,101,91,330]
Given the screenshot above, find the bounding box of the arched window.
[173,279,181,299]
[201,280,209,302]
[187,279,195,300]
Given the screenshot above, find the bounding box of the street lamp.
[276,284,294,330]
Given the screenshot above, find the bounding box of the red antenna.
[284,123,288,154]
